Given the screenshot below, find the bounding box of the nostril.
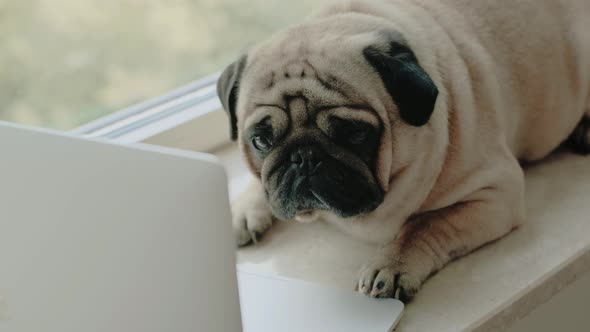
[290,147,323,174]
[290,150,303,165]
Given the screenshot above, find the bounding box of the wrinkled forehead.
[241,53,366,115]
[237,17,390,119]
[244,101,380,138]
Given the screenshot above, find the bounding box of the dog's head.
[217,15,439,221]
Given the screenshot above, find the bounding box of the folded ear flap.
[363,42,438,126]
[217,55,247,140]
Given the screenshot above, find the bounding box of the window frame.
[71,73,231,152]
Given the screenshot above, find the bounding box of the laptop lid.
[0,123,241,332]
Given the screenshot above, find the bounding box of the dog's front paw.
[356,256,424,303]
[231,182,274,247]
[232,204,273,246]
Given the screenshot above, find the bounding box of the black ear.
[363,42,438,126]
[217,55,247,140]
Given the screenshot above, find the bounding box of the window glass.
[0,0,331,130]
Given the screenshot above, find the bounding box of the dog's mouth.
[265,157,384,220]
[294,209,320,223]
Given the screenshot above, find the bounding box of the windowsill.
[73,74,232,153]
[213,144,590,332]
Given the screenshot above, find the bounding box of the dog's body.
[218,0,590,301]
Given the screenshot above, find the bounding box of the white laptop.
[0,122,403,332]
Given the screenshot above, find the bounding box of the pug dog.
[216,0,590,302]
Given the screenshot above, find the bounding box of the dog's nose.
[290,146,323,175]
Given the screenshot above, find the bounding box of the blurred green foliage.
[0,0,329,130]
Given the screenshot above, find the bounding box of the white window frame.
[70,73,231,152]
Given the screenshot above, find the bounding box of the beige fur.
[226,0,590,301]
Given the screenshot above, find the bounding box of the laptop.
[0,122,403,332]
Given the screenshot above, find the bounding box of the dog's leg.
[357,161,525,302]
[232,179,274,246]
[568,114,590,155]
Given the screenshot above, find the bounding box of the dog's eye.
[252,135,272,151]
[348,130,368,145]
